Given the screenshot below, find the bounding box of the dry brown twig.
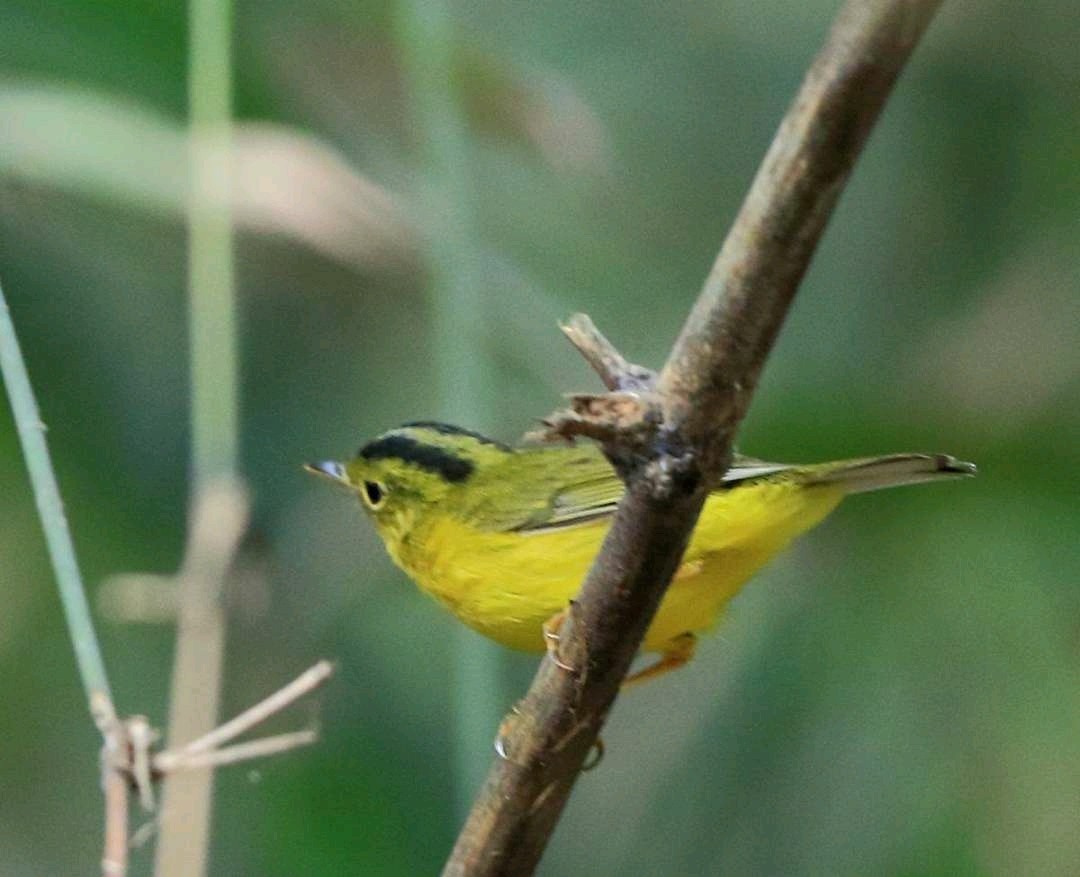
[103,659,334,859]
[80,482,334,874]
[90,478,333,873]
[445,1,945,875]
[153,660,334,775]
[557,313,656,393]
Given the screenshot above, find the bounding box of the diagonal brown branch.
[444,1,944,874]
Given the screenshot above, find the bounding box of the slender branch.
[155,660,334,767]
[158,731,319,772]
[1,280,132,874]
[445,1,943,874]
[0,282,112,707]
[127,716,159,811]
[102,758,130,876]
[126,662,331,825]
[558,314,655,392]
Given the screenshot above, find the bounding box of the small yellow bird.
[307,422,974,683]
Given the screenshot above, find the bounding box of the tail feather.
[806,454,977,495]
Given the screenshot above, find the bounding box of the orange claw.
[622,632,697,687]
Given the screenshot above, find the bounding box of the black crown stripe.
[358,434,474,483]
[399,421,511,450]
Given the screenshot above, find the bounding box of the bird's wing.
[462,447,972,534]
[521,463,624,531]
[723,454,795,483]
[471,447,801,534]
[461,443,623,533]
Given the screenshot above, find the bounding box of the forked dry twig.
[153,660,334,775]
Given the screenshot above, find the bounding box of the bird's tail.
[805,454,977,495]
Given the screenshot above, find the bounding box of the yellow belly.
[393,480,845,653]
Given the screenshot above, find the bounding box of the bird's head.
[305,421,511,539]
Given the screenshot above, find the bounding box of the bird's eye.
[362,480,386,509]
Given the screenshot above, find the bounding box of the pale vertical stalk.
[395,0,505,815]
[154,0,235,873]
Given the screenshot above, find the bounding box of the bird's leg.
[542,604,577,674]
[622,632,697,687]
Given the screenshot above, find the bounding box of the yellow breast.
[390,478,845,654]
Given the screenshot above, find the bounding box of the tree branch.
[558,314,655,393]
[444,1,943,874]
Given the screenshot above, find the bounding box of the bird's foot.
[543,603,579,675]
[623,632,697,687]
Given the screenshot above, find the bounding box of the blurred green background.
[2,0,1079,874]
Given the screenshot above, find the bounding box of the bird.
[307,421,975,684]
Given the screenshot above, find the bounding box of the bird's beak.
[303,460,349,486]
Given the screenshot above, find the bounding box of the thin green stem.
[395,0,504,814]
[0,280,112,709]
[188,0,237,485]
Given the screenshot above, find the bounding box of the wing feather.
[466,445,970,534]
[469,446,799,534]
